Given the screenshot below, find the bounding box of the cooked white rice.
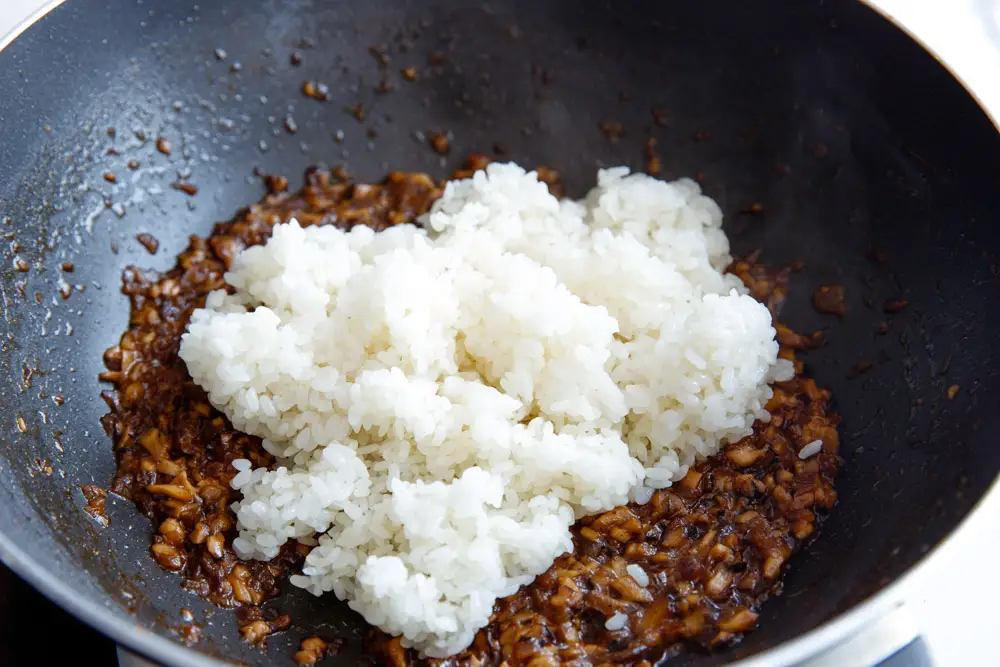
[605,612,629,631]
[626,563,650,587]
[799,439,823,459]
[178,163,785,657]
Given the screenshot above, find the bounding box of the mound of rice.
[178,163,788,657]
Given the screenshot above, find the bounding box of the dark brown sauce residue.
[155,136,172,156]
[812,285,847,317]
[847,359,874,380]
[599,118,626,144]
[883,298,908,314]
[348,102,367,122]
[644,138,661,178]
[81,484,109,527]
[302,80,329,101]
[178,622,202,646]
[171,182,199,197]
[428,131,451,155]
[32,458,54,477]
[101,157,840,664]
[135,233,160,255]
[651,107,670,128]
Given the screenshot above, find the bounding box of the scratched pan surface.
[0,0,998,665]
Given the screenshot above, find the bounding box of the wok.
[0,0,998,665]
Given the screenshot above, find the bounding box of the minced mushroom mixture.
[100,155,839,665]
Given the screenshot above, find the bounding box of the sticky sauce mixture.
[100,157,840,664]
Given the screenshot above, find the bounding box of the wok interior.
[1,0,998,664]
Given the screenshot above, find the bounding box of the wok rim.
[0,1,996,665]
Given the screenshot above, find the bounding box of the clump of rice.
[179,163,786,657]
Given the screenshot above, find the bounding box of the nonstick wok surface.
[0,0,999,665]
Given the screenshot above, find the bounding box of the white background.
[2,1,998,665]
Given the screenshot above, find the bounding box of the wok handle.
[796,604,931,667]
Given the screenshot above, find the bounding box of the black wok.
[0,0,998,665]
